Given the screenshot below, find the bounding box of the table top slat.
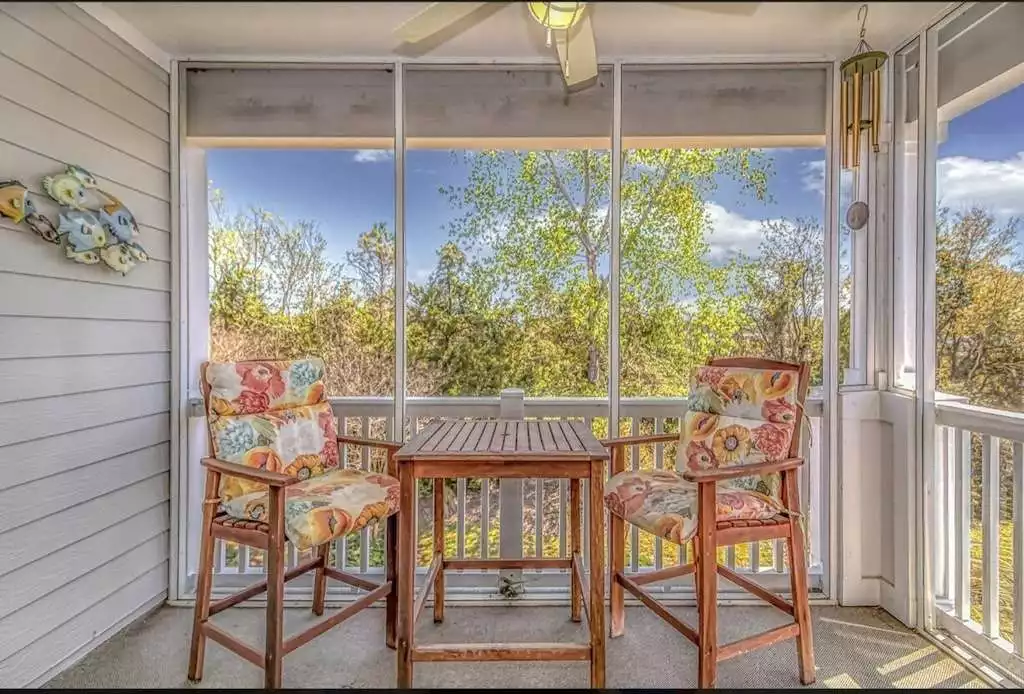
[421,420,452,453]
[396,418,608,462]
[437,420,466,451]
[461,421,485,452]
[560,420,586,452]
[527,421,542,453]
[570,420,609,457]
[500,421,516,452]
[451,420,476,452]
[549,420,571,451]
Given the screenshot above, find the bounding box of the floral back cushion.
[203,359,339,502]
[205,359,327,416]
[688,365,799,422]
[680,364,803,498]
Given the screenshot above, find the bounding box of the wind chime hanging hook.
[840,3,887,170]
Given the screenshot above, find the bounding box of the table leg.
[396,464,416,688]
[569,479,581,622]
[433,478,445,623]
[588,462,606,688]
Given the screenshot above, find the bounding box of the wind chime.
[840,4,887,170]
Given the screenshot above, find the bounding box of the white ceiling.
[103,1,949,62]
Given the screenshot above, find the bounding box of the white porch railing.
[934,399,1024,682]
[205,392,826,602]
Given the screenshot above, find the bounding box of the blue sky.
[207,82,1023,282]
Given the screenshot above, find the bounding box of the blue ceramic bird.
[57,209,107,254]
[98,202,140,243]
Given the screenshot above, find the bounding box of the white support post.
[499,388,525,592]
[393,63,406,437]
[609,61,622,437]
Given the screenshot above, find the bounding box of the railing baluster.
[630,416,640,573]
[481,478,491,559]
[1013,441,1023,657]
[944,425,957,601]
[981,434,1000,638]
[654,417,664,571]
[954,428,971,621]
[933,425,948,599]
[214,539,226,573]
[457,477,467,559]
[535,479,544,558]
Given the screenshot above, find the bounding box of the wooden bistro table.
[393,418,610,688]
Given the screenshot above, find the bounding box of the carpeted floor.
[48,604,987,688]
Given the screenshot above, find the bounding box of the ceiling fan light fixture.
[528,1,585,46]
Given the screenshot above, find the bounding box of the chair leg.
[432,478,445,624]
[385,512,398,649]
[265,488,286,689]
[608,508,625,637]
[187,470,219,682]
[696,482,718,689]
[784,469,816,685]
[312,542,329,617]
[692,537,700,605]
[569,479,582,623]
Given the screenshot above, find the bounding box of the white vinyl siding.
[0,2,170,688]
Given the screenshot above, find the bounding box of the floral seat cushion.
[604,469,785,545]
[222,467,400,551]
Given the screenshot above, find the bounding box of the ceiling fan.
[393,2,762,93]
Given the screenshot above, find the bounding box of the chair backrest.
[678,356,810,499]
[200,358,340,502]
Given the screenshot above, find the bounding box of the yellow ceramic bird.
[0,180,31,223]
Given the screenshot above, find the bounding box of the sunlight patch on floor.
[822,672,861,688]
[876,645,937,675]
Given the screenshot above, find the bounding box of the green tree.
[440,148,771,397]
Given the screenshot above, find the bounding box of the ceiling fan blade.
[393,1,491,44]
[661,2,760,16]
[554,10,599,93]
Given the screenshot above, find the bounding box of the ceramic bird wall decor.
[0,164,149,275]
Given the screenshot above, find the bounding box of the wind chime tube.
[840,78,849,169]
[871,69,881,153]
[852,69,862,169]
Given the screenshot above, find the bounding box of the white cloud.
[937,153,1024,217]
[801,159,855,201]
[352,149,394,163]
[705,203,769,261]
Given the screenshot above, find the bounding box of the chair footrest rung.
[717,622,801,662]
[282,581,391,655]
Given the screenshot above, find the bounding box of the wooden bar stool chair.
[188,358,403,689]
[603,357,815,688]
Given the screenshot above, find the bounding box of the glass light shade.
[527,2,585,31]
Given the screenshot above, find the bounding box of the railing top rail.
[328,393,826,421]
[935,399,1024,441]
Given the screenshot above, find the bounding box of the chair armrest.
[337,435,404,453]
[201,457,300,487]
[682,457,804,483]
[600,433,678,448]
